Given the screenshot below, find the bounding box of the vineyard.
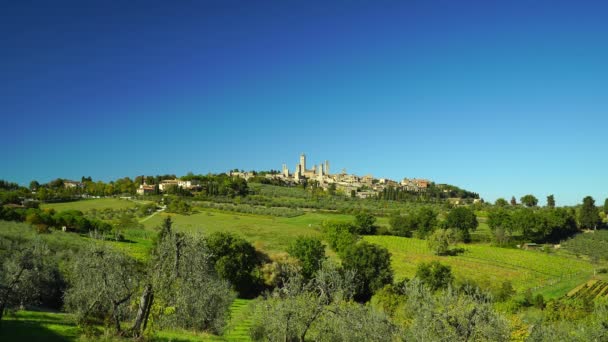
[566,279,608,301]
[364,235,596,295]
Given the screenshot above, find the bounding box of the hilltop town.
[228,153,432,199]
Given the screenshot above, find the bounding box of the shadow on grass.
[0,319,76,342]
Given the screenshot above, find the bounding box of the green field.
[142,210,354,253]
[0,310,228,341]
[364,235,598,297]
[42,198,141,212]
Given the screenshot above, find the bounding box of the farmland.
[141,209,353,253]
[41,198,142,212]
[364,235,597,297]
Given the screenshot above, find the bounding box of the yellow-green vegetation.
[42,198,142,212]
[364,235,598,297]
[0,310,225,341]
[222,299,253,341]
[0,311,80,342]
[141,210,353,253]
[566,279,608,301]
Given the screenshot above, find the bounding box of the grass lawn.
[42,198,141,212]
[141,210,354,253]
[0,311,80,342]
[0,310,225,342]
[364,235,599,297]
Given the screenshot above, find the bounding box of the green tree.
[206,232,261,297]
[520,194,539,207]
[64,245,140,333]
[547,194,555,208]
[487,208,513,245]
[445,207,478,242]
[604,198,608,215]
[322,221,358,256]
[343,242,393,302]
[579,196,601,230]
[388,214,415,237]
[416,207,438,238]
[354,211,377,235]
[401,280,510,341]
[427,229,456,256]
[415,261,453,292]
[288,237,326,280]
[0,240,56,323]
[494,198,508,207]
[28,180,40,191]
[510,196,517,206]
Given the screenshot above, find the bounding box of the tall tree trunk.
[131,283,154,337]
[113,303,122,334]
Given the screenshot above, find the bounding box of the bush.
[342,242,393,302]
[415,261,453,292]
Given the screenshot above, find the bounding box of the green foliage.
[287,237,326,280]
[493,280,515,302]
[415,261,454,291]
[427,228,456,256]
[150,223,235,334]
[388,213,415,237]
[354,211,377,235]
[400,280,510,341]
[0,239,60,321]
[494,198,508,207]
[250,261,396,341]
[520,194,539,207]
[546,194,555,208]
[579,196,601,229]
[487,208,513,245]
[322,221,359,256]
[64,244,140,333]
[343,241,393,302]
[389,207,437,238]
[445,207,478,242]
[529,301,608,341]
[563,230,608,262]
[206,232,262,297]
[165,197,192,215]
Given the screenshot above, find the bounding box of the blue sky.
[1,0,607,205]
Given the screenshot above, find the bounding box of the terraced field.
[364,235,597,296]
[566,279,608,301]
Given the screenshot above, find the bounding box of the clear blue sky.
[1,0,607,205]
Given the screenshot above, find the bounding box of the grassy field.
[141,210,354,253]
[364,235,598,297]
[0,310,227,341]
[41,198,141,212]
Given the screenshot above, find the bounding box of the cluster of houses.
[229,153,431,199]
[136,178,200,195]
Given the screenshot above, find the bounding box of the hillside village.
[229,153,433,199]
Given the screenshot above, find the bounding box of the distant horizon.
[4,151,604,207]
[2,1,607,206]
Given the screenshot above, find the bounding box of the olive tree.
[250,261,396,342]
[0,239,56,323]
[64,244,141,333]
[131,216,235,336]
[401,280,510,341]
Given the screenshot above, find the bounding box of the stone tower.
[300,153,306,172]
[282,164,289,177]
[325,160,330,175]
